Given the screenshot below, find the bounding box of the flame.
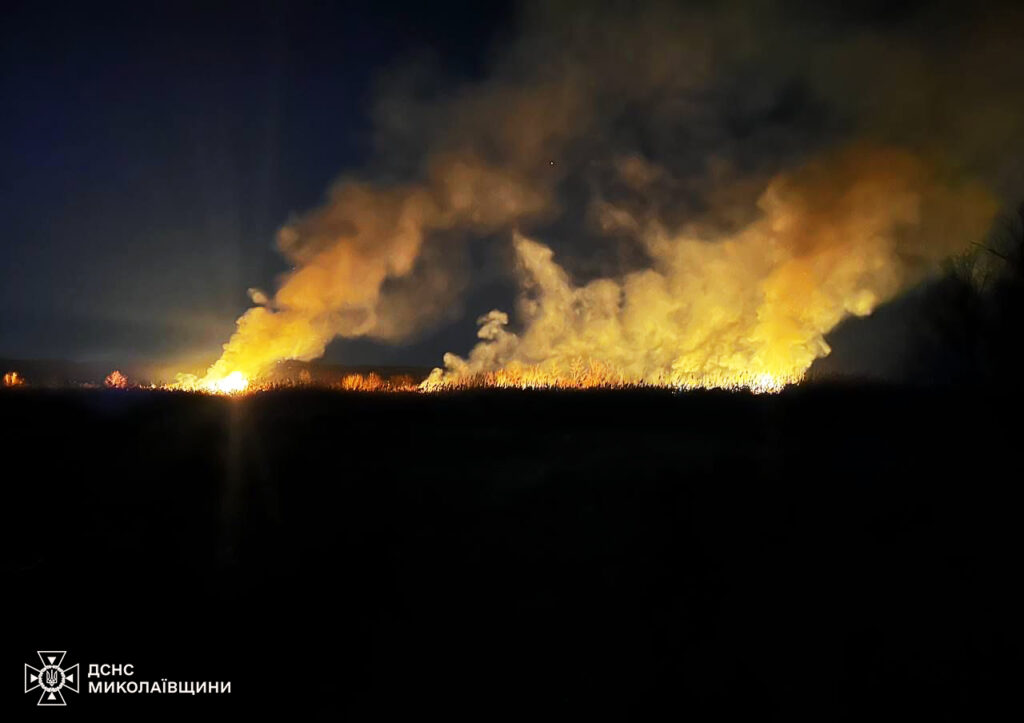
[166,370,250,395]
[207,371,249,395]
[419,359,793,394]
[337,372,418,392]
[105,370,129,389]
[3,371,25,387]
[162,369,420,395]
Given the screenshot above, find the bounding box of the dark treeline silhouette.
[910,202,1024,383]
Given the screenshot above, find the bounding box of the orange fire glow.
[168,370,250,395]
[420,361,791,394]
[172,147,995,396]
[337,373,417,392]
[105,370,129,389]
[163,370,422,395]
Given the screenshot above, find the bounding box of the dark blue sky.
[0,0,512,366]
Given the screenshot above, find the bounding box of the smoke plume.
[188,0,1021,390]
[428,146,996,389]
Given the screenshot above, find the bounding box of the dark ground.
[3,386,1021,718]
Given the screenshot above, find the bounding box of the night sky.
[1,0,512,367]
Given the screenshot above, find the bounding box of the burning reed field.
[3,0,1024,717]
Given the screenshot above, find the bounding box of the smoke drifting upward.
[187,0,1020,391]
[428,147,996,390]
[199,156,550,383]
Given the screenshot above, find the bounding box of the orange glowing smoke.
[185,148,996,395]
[425,148,996,392]
[181,159,549,393]
[3,371,26,388]
[162,0,1018,394]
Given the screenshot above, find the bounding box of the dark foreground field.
[3,386,1021,718]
